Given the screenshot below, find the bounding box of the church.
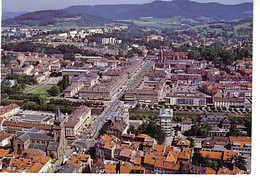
[12,108,67,160]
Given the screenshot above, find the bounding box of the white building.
[69,30,78,38]
[159,108,173,137]
[102,37,122,45]
[147,35,164,42]
[58,33,68,38]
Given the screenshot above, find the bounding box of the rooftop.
[159,108,173,118]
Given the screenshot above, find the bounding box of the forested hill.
[2,10,110,27]
[65,0,253,20]
[2,0,253,27]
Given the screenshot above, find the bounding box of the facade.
[165,92,206,106]
[158,51,188,63]
[159,109,173,137]
[0,131,13,147]
[229,136,251,156]
[64,82,85,98]
[147,35,164,42]
[124,90,159,104]
[213,97,245,108]
[65,106,91,139]
[181,117,192,132]
[12,108,67,160]
[0,104,20,118]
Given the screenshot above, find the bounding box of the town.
[0,0,252,175]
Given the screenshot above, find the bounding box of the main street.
[90,58,153,139]
[76,58,153,141]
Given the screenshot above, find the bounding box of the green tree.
[127,125,136,134]
[234,156,247,171]
[201,122,212,137]
[47,85,60,96]
[143,121,165,144]
[58,75,70,91]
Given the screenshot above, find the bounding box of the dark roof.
[202,140,215,148]
[212,136,229,143]
[17,128,53,142]
[19,133,30,142]
[28,143,47,152]
[56,163,77,173]
[47,142,59,151]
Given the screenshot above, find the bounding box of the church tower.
[53,107,67,155]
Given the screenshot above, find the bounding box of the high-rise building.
[159,108,173,137]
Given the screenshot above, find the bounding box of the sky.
[2,0,254,12]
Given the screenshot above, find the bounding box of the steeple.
[54,107,62,125]
[54,107,62,126]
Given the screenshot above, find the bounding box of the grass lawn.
[30,85,52,96]
[129,110,159,117]
[91,108,104,115]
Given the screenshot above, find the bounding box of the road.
[87,58,153,140]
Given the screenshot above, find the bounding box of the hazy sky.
[2,0,253,12]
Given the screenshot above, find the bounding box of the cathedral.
[12,108,67,160]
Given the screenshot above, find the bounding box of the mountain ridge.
[2,0,253,27]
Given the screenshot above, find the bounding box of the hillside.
[2,10,110,27]
[2,0,253,27]
[65,0,253,20]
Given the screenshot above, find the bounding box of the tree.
[201,122,212,137]
[47,85,60,96]
[63,52,75,61]
[227,121,238,137]
[244,119,252,137]
[143,121,165,144]
[58,75,70,91]
[234,156,247,171]
[127,125,136,134]
[135,103,141,109]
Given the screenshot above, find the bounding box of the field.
[30,85,52,96]
[129,109,159,117]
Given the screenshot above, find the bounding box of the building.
[0,104,20,118]
[4,156,52,173]
[95,134,120,160]
[158,51,188,63]
[64,82,85,98]
[159,109,173,137]
[56,163,78,173]
[147,35,164,42]
[61,67,89,79]
[33,74,46,83]
[12,108,67,159]
[229,136,251,156]
[181,117,192,132]
[165,92,206,106]
[102,37,122,45]
[124,89,159,104]
[0,131,13,147]
[66,154,92,173]
[213,97,245,108]
[171,74,202,86]
[65,106,91,140]
[200,114,230,130]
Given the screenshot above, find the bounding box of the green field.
[30,85,52,96]
[129,110,159,117]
